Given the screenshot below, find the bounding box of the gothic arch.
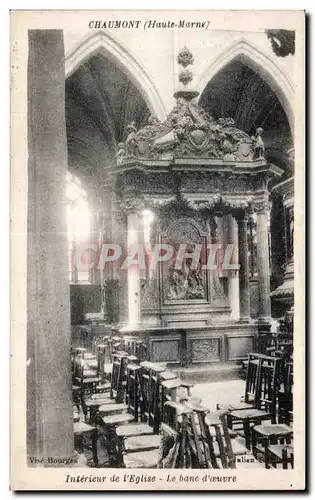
[196,39,294,135]
[65,30,167,121]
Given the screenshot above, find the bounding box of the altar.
[99,48,283,377]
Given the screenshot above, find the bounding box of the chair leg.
[91,429,99,468]
[282,448,288,469]
[252,429,257,459]
[243,419,251,450]
[227,413,233,429]
[264,439,270,469]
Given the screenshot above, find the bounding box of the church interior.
[26,26,295,470]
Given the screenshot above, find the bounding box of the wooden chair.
[122,335,139,355]
[74,421,98,467]
[72,384,81,414]
[122,400,186,469]
[186,400,244,469]
[229,356,282,449]
[255,331,274,355]
[219,353,262,414]
[117,364,167,461]
[110,351,129,403]
[252,423,293,467]
[138,361,155,423]
[251,359,293,465]
[265,444,294,469]
[118,369,179,465]
[115,363,153,441]
[125,363,141,421]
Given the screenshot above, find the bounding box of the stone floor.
[191,379,245,411]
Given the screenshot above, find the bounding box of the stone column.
[256,200,272,322]
[111,202,128,325]
[127,211,141,326]
[27,31,74,461]
[237,213,251,321]
[227,214,240,320]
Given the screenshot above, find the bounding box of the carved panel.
[161,217,208,303]
[227,335,254,361]
[191,338,221,363]
[151,339,180,363]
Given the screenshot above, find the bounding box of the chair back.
[126,363,141,421]
[139,361,155,424]
[244,353,261,405]
[110,351,129,403]
[256,355,281,423]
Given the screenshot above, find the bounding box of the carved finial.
[177,47,194,87]
[177,46,194,68]
[178,69,193,87]
[174,47,199,101]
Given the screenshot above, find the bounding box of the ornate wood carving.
[191,338,220,362]
[160,217,208,302]
[116,48,266,164]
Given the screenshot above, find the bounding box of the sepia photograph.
[10,9,305,490]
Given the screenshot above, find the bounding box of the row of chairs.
[72,339,294,469]
[221,353,293,469]
[72,342,248,469]
[102,354,248,469]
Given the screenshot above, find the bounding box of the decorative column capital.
[253,199,272,214]
[118,196,146,215]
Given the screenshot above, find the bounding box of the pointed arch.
[196,39,294,134]
[65,30,167,121]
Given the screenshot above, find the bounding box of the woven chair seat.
[74,421,96,435]
[253,423,293,437]
[116,423,153,438]
[99,403,128,415]
[231,409,272,420]
[124,434,161,452]
[123,449,158,468]
[268,444,294,459]
[85,397,115,407]
[102,413,134,426]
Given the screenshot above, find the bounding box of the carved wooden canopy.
[115,47,267,165]
[103,48,284,206]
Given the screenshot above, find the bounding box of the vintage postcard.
[10,9,305,490]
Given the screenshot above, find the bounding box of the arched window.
[66,173,91,283]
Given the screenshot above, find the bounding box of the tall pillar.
[227,214,240,320]
[127,212,141,326]
[237,213,251,321]
[256,200,272,322]
[112,203,128,325]
[27,31,74,462]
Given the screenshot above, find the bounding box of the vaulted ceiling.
[199,59,293,173]
[65,52,150,186]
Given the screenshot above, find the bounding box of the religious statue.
[252,127,265,159]
[125,121,137,145]
[115,142,126,164]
